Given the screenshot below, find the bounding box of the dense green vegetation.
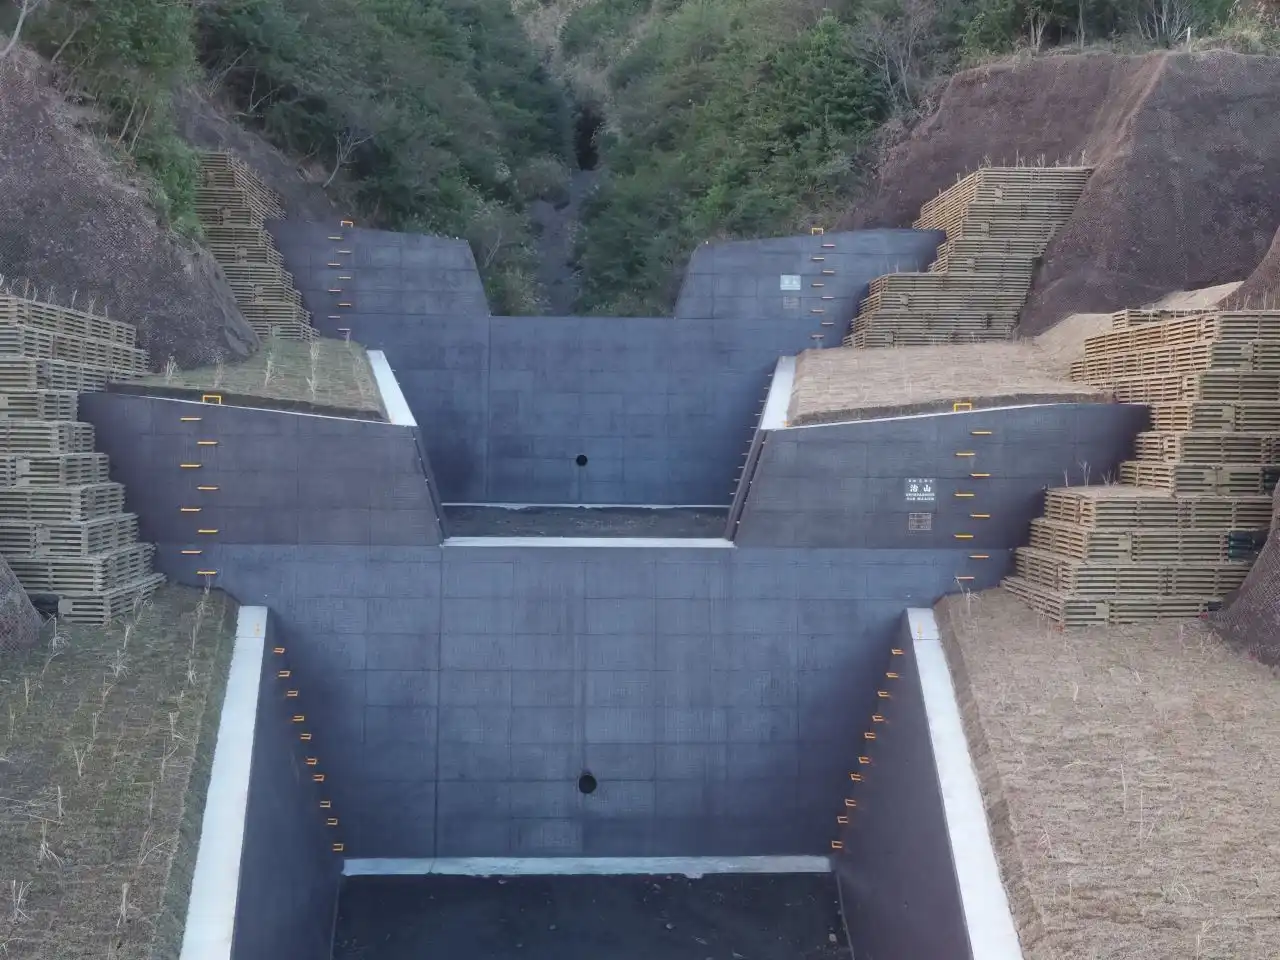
[20,0,572,312]
[23,0,205,236]
[560,0,1261,314]
[196,0,572,312]
[14,0,1276,315]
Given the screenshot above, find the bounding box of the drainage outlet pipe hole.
[575,454,589,467]
[578,772,598,795]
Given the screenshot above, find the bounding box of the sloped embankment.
[0,49,256,368]
[1225,224,1280,308]
[844,51,1280,331]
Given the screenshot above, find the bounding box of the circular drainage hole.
[575,454,589,467]
[578,772,598,795]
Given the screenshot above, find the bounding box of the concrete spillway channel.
[82,228,1146,958]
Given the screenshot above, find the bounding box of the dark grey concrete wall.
[269,224,489,327]
[233,613,341,960]
[266,223,945,504]
[834,615,972,960]
[735,402,1151,557]
[78,393,442,584]
[675,230,945,328]
[185,542,978,859]
[84,393,1130,861]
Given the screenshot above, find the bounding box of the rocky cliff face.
[0,49,257,369]
[844,51,1280,331]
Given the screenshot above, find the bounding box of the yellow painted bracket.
[831,840,844,850]
[953,401,973,412]
[202,394,222,405]
[810,226,825,235]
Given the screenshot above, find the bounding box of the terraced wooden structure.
[198,152,317,342]
[845,166,1093,348]
[0,294,163,622]
[1004,307,1280,625]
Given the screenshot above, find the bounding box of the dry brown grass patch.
[129,335,385,418]
[0,585,236,958]
[936,588,1280,960]
[787,341,1106,426]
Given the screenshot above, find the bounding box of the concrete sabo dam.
[83,227,1137,960]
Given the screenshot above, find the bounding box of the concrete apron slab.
[343,856,832,878]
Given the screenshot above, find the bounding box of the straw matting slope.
[936,588,1280,960]
[0,48,257,368]
[786,342,1105,426]
[842,52,1280,333]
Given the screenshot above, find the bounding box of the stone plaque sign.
[780,274,802,291]
[905,478,935,503]
[908,512,933,531]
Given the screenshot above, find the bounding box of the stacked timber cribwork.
[0,293,163,623]
[1003,307,1280,625]
[845,166,1093,348]
[197,151,316,341]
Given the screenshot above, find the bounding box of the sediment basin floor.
[442,505,729,538]
[333,874,849,960]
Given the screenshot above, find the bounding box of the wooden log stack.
[0,293,163,624]
[1003,307,1280,625]
[198,152,317,342]
[845,166,1093,348]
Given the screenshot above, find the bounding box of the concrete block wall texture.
[265,222,945,504]
[267,223,489,334]
[674,230,946,329]
[85,393,1102,860]
[233,612,341,960]
[834,614,972,960]
[77,393,443,586]
[183,542,973,859]
[734,403,1151,572]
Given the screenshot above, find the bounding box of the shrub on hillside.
[196,0,572,313]
[575,9,888,314]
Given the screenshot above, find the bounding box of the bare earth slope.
[843,51,1280,331]
[0,51,256,368]
[1225,224,1280,308]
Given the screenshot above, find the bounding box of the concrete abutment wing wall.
[85,391,1141,865]
[267,223,945,504]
